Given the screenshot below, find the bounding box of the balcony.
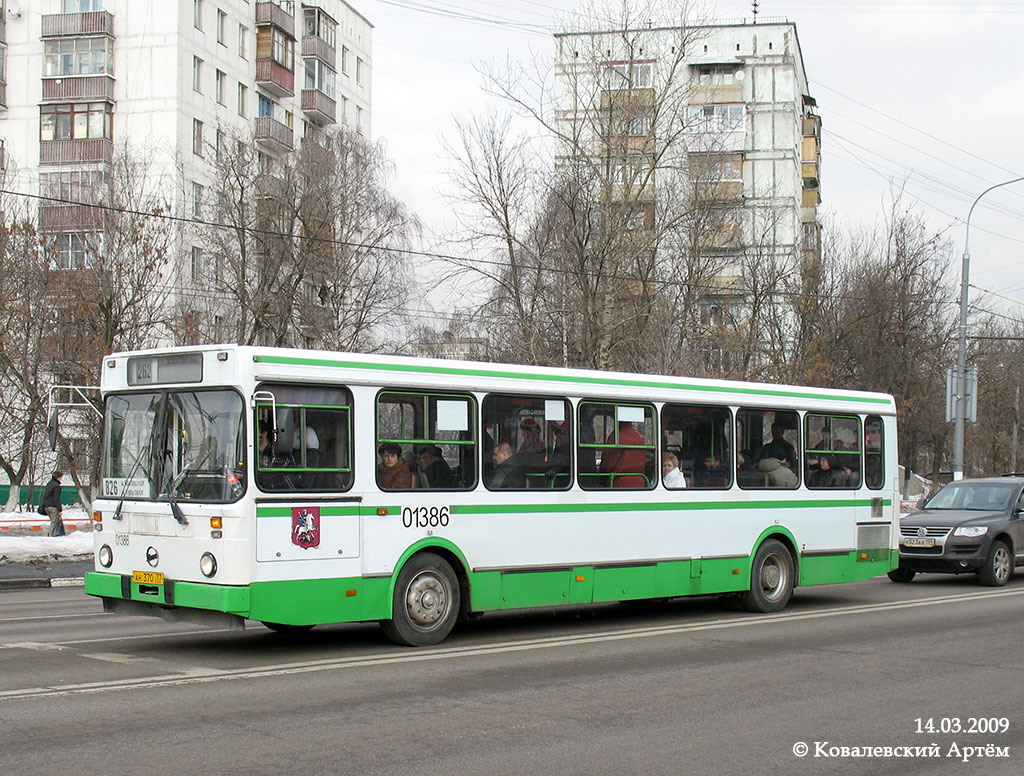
[254,116,293,151]
[40,138,113,166]
[256,1,295,39]
[256,59,294,97]
[302,35,336,65]
[41,11,115,37]
[38,204,102,233]
[42,74,115,103]
[301,88,336,125]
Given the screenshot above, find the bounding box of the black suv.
[890,476,1024,586]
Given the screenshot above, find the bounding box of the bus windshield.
[102,389,246,502]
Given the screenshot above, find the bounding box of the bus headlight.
[98,544,113,568]
[200,552,217,578]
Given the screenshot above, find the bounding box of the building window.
[215,128,225,160]
[52,233,88,270]
[216,69,226,104]
[340,46,348,74]
[191,245,202,280]
[355,105,363,133]
[192,118,203,156]
[238,24,248,59]
[193,0,203,30]
[693,153,743,182]
[270,28,294,71]
[602,61,652,89]
[258,93,275,119]
[63,0,105,10]
[284,110,293,129]
[685,103,744,133]
[237,83,247,117]
[303,8,336,48]
[192,181,203,217]
[40,170,105,205]
[40,102,113,141]
[695,64,744,86]
[44,37,114,77]
[340,96,347,124]
[304,59,336,99]
[217,9,227,45]
[192,56,203,92]
[355,57,364,85]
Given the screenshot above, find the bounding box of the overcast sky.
[359,0,1024,323]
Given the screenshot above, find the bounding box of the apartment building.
[554,17,821,337]
[0,0,372,287]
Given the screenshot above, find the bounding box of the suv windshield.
[102,389,246,502]
[924,482,1016,512]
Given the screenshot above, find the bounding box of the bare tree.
[190,125,417,350]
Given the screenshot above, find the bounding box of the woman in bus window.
[378,443,413,489]
[662,452,687,488]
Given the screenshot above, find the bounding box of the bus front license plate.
[132,570,165,585]
[902,537,934,548]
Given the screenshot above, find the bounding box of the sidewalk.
[0,513,93,590]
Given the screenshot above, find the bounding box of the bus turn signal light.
[210,517,222,529]
[377,508,388,516]
[93,511,102,522]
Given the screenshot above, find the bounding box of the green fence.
[0,485,81,509]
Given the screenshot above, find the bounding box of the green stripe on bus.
[450,499,890,515]
[252,354,893,406]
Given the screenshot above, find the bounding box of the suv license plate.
[132,570,165,585]
[903,537,935,548]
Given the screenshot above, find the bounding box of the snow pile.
[0,508,94,563]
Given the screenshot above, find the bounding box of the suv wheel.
[887,567,916,583]
[978,539,1013,587]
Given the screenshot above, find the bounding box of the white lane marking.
[3,586,1023,700]
[0,612,108,624]
[80,652,163,665]
[1,642,70,652]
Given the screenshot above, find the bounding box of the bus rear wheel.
[740,539,794,613]
[381,552,460,647]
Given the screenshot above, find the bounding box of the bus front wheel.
[740,539,794,613]
[381,552,461,647]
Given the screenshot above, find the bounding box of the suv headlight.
[953,526,989,537]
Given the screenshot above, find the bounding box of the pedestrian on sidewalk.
[42,470,65,537]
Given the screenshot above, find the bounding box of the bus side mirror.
[47,409,58,452]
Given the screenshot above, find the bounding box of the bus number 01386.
[402,506,450,529]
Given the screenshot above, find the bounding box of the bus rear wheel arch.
[381,551,461,647]
[740,538,795,613]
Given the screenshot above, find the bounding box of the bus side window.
[377,391,477,491]
[864,415,884,490]
[661,403,732,489]
[805,414,861,489]
[254,384,354,493]
[736,408,800,489]
[481,394,571,491]
[578,401,656,490]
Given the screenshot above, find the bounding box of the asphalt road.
[2,575,1023,776]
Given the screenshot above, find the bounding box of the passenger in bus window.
[258,426,297,489]
[760,423,797,466]
[417,445,454,488]
[378,443,414,489]
[488,443,525,489]
[662,452,687,488]
[600,421,648,488]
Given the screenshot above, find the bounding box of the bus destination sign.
[127,353,203,386]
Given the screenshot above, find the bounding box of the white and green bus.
[85,345,898,646]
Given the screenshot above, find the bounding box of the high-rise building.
[0,0,372,301]
[554,17,821,356]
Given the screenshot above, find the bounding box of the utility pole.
[954,176,1024,480]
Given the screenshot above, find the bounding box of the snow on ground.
[0,508,93,562]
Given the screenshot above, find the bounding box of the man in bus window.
[488,443,525,489]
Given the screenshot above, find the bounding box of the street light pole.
[954,175,1024,480]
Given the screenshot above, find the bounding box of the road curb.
[0,577,85,591]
